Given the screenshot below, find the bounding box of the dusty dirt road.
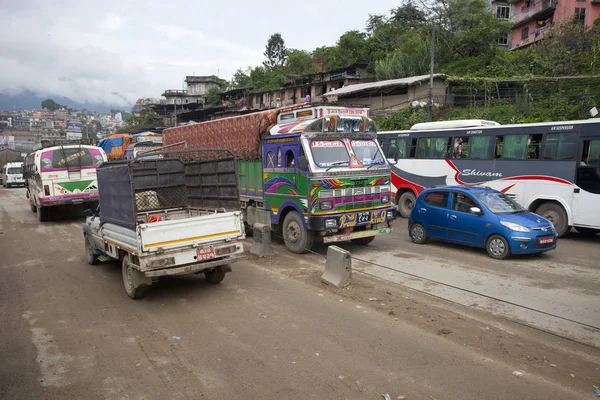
[1,186,599,400]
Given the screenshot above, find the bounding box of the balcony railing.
[513,0,555,26]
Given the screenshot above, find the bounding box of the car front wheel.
[409,223,428,244]
[486,234,510,259]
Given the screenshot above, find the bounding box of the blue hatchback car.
[408,186,557,259]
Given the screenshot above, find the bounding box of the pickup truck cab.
[83,151,245,299]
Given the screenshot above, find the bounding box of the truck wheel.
[397,191,416,218]
[122,255,148,299]
[85,236,99,265]
[37,206,48,222]
[282,211,315,254]
[535,202,569,237]
[351,236,375,245]
[204,266,226,284]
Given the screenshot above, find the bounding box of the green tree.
[264,33,287,69]
[41,99,66,111]
[205,86,223,105]
[230,68,252,89]
[285,49,318,75]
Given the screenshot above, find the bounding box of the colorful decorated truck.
[163,105,396,253]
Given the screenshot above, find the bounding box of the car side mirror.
[470,207,482,215]
[298,155,309,170]
[84,209,94,217]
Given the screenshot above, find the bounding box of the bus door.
[574,137,600,227]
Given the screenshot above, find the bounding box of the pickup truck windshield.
[351,140,384,166]
[310,140,349,167]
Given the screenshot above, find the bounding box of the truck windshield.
[475,191,525,214]
[351,140,384,166]
[310,140,349,167]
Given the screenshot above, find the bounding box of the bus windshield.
[310,140,349,167]
[474,191,525,214]
[351,140,384,166]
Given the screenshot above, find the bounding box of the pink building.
[510,0,600,49]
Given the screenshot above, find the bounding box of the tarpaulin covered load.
[163,109,279,160]
[97,134,131,160]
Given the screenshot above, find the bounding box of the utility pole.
[429,20,436,122]
[174,100,177,127]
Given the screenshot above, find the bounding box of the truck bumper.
[323,227,394,243]
[143,256,242,278]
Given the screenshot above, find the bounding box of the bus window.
[526,134,543,159]
[496,135,529,160]
[583,140,600,166]
[452,137,468,158]
[543,132,578,160]
[417,137,451,159]
[388,138,415,160]
[469,136,493,159]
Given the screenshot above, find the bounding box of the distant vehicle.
[24,144,108,222]
[84,150,245,299]
[378,119,600,237]
[2,162,25,188]
[408,186,557,259]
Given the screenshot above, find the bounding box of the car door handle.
[450,214,457,220]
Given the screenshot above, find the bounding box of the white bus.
[24,144,108,221]
[378,119,600,237]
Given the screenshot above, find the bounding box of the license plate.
[196,247,215,261]
[538,237,554,244]
[357,211,371,223]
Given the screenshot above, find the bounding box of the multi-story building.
[162,75,227,105]
[510,0,600,49]
[490,0,514,48]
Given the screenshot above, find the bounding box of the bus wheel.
[282,211,315,254]
[536,203,568,237]
[37,206,48,222]
[397,191,416,218]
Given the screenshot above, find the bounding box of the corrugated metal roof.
[324,74,446,97]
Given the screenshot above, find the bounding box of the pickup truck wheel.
[204,266,226,284]
[85,237,99,265]
[122,255,148,299]
[282,211,315,254]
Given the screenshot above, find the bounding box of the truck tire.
[37,206,48,222]
[535,202,569,237]
[85,236,99,265]
[397,191,416,218]
[122,255,148,299]
[204,266,226,284]
[282,211,315,254]
[351,236,375,245]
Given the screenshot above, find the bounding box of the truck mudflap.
[322,227,393,244]
[143,256,242,278]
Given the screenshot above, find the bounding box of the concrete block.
[321,246,352,287]
[250,223,274,257]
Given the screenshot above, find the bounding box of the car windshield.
[474,191,525,214]
[309,140,349,168]
[351,140,385,166]
[7,167,22,174]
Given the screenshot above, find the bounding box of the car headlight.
[325,218,337,228]
[381,194,390,204]
[500,221,530,232]
[320,201,333,211]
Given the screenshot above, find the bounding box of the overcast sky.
[0,0,401,107]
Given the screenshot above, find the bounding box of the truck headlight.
[386,211,394,220]
[325,218,337,228]
[320,201,333,211]
[381,194,390,203]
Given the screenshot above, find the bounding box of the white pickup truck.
[83,151,245,299]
